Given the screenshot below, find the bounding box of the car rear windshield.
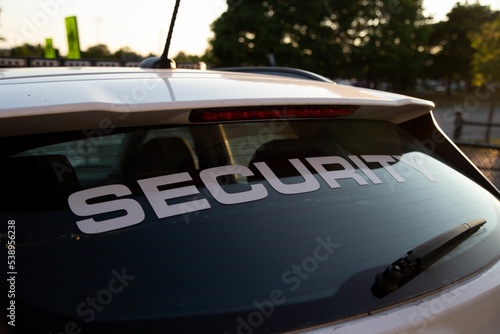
[1,119,500,333]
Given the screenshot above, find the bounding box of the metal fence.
[451,109,500,189]
[457,142,500,188]
[454,112,500,143]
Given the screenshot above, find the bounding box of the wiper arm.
[373,218,486,298]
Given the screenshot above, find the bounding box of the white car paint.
[2,66,498,334]
[300,259,500,334]
[0,67,434,137]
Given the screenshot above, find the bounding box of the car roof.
[0,67,434,137]
[213,66,335,83]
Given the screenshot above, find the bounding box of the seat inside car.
[248,138,346,180]
[123,137,197,187]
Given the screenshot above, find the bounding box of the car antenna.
[140,0,181,69]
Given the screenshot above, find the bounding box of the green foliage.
[208,0,431,91]
[3,2,498,93]
[350,0,431,91]
[209,1,353,75]
[113,47,143,62]
[80,45,143,61]
[470,18,500,86]
[428,3,498,92]
[173,51,203,63]
[9,43,44,57]
[5,41,145,62]
[81,44,112,59]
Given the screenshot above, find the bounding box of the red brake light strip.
[190,106,357,122]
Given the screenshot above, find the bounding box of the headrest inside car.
[249,138,346,179]
[126,137,196,180]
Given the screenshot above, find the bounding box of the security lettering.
[68,154,436,234]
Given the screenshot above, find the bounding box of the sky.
[0,0,499,58]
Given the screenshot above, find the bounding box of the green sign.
[65,16,81,59]
[44,38,56,59]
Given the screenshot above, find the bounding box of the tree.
[173,51,203,63]
[209,1,353,76]
[348,0,431,91]
[470,17,500,141]
[9,43,44,57]
[427,4,498,94]
[470,18,500,87]
[113,47,143,62]
[81,44,112,59]
[81,45,145,61]
[209,0,430,91]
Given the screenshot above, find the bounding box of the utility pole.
[94,17,103,44]
[485,83,497,143]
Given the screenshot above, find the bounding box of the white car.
[1,67,499,333]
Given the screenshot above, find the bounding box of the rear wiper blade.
[373,218,487,298]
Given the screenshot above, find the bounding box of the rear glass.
[1,119,499,333]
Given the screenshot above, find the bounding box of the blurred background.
[0,0,499,185]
